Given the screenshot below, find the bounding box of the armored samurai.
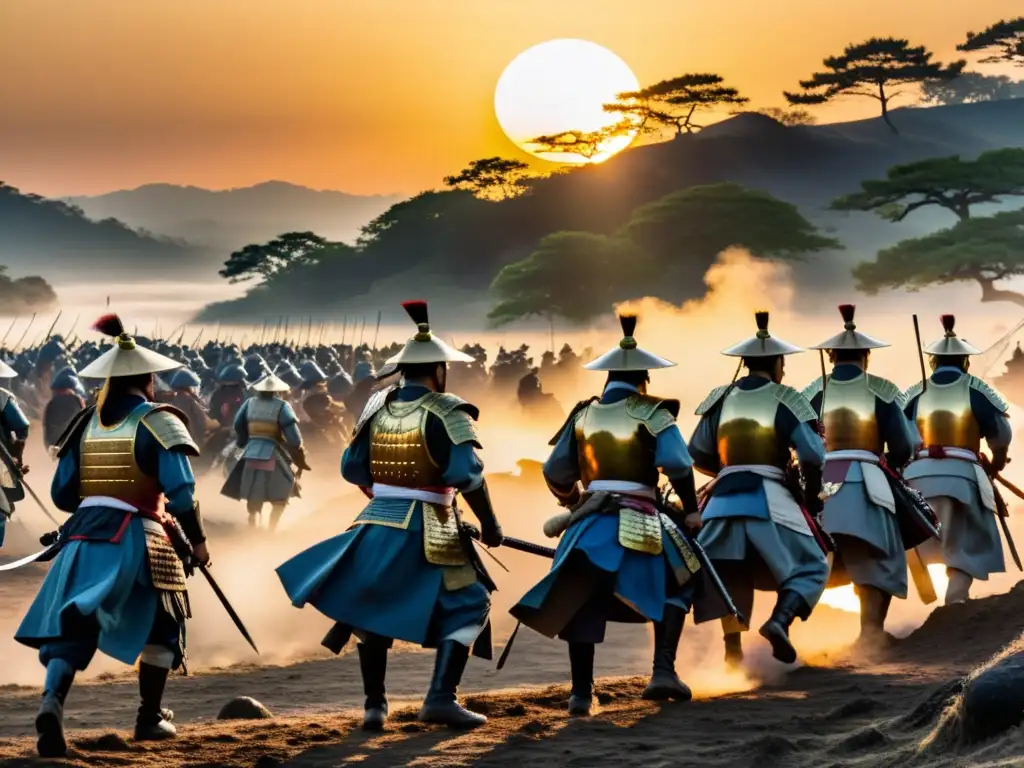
[510,315,701,717]
[277,301,503,730]
[688,312,829,667]
[15,315,208,758]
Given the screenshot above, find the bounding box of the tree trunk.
[977,276,1024,308]
[879,83,899,135]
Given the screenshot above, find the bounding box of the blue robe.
[510,383,698,644]
[276,384,493,657]
[15,396,197,671]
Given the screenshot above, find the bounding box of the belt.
[371,483,456,506]
[585,480,656,499]
[917,447,978,462]
[826,450,880,463]
[717,465,786,481]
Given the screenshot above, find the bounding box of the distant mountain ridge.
[67,181,401,251]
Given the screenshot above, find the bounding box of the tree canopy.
[746,107,817,126]
[854,209,1024,307]
[489,183,841,323]
[443,157,532,200]
[488,232,645,325]
[604,73,749,136]
[219,231,331,283]
[831,149,1024,222]
[526,121,634,162]
[959,17,1024,66]
[919,72,1024,105]
[784,37,966,133]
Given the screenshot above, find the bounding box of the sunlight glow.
[494,39,640,165]
[820,564,949,613]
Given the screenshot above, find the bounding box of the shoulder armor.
[549,397,598,446]
[771,383,817,423]
[866,374,902,406]
[420,392,482,447]
[695,385,730,416]
[142,405,200,456]
[625,394,680,435]
[55,405,96,458]
[353,384,395,439]
[802,377,823,402]
[904,381,924,405]
[968,375,1009,414]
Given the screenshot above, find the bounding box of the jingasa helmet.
[923,314,982,356]
[721,311,803,357]
[584,314,675,371]
[77,315,182,379]
[809,304,889,351]
[385,301,473,365]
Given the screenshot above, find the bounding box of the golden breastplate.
[369,397,445,488]
[716,386,783,467]
[80,404,162,510]
[916,376,980,452]
[247,398,285,442]
[574,400,657,487]
[822,376,881,453]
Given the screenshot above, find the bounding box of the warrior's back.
[571,394,673,487]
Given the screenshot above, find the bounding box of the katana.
[462,525,556,558]
[992,483,1022,571]
[0,440,61,527]
[165,519,260,655]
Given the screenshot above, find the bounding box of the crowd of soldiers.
[0,302,1015,757]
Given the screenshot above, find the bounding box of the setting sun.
[494,39,640,164]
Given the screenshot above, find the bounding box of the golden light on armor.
[494,39,639,164]
[819,565,949,613]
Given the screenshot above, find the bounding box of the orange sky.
[1,0,1021,197]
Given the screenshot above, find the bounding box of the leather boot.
[758,590,809,664]
[357,641,389,730]
[134,663,177,741]
[855,585,893,648]
[945,568,973,605]
[567,642,595,717]
[418,641,486,729]
[642,606,692,701]
[36,659,75,758]
[724,632,744,669]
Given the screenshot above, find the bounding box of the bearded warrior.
[511,314,702,716]
[903,315,1011,604]
[15,315,208,757]
[277,301,502,730]
[803,305,917,646]
[688,312,829,667]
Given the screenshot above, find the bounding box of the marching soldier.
[904,315,1010,604]
[0,358,31,544]
[43,367,86,449]
[511,315,702,717]
[277,301,502,731]
[221,373,307,531]
[15,315,208,757]
[803,306,916,647]
[688,312,829,666]
[208,363,249,429]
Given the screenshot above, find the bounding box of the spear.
[283,317,290,343]
[12,313,37,352]
[372,310,382,351]
[259,319,268,345]
[0,316,18,346]
[358,316,366,347]
[65,313,81,340]
[191,327,204,348]
[177,325,187,345]
[340,316,348,345]
[43,310,63,342]
[213,321,222,343]
[305,316,314,346]
[317,319,327,345]
[272,315,283,343]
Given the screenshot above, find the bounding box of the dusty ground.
[0,429,1022,766]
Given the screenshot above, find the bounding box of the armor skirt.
[693,514,828,629]
[231,456,295,504]
[914,491,1005,579]
[823,482,908,598]
[276,498,491,657]
[510,511,695,644]
[15,510,182,668]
